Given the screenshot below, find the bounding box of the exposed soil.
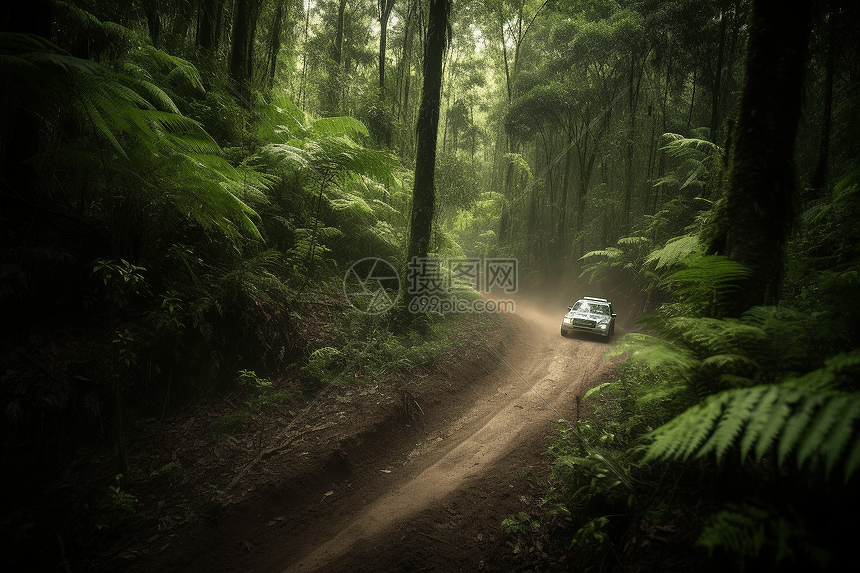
[3,295,622,572]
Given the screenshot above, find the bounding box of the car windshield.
[572,301,610,315]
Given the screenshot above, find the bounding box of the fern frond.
[142,46,204,92]
[659,133,720,158]
[670,255,751,291]
[739,386,781,460]
[646,393,728,461]
[579,247,623,262]
[845,438,860,485]
[651,173,680,188]
[310,116,369,139]
[647,366,860,484]
[617,236,649,246]
[777,396,820,467]
[119,64,181,113]
[699,386,766,463]
[697,501,829,567]
[819,398,860,478]
[667,316,766,358]
[645,234,700,269]
[696,502,769,558]
[797,395,849,469]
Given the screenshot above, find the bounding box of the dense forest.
[2,0,859,570]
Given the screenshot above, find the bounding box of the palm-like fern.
[645,351,860,483]
[1,32,264,243]
[652,133,721,195]
[645,234,701,270]
[696,501,830,569]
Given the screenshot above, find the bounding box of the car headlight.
[563,317,572,324]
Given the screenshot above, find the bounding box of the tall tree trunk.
[724,0,812,315]
[141,0,161,47]
[556,132,573,261]
[230,0,251,89]
[379,0,396,97]
[299,0,311,109]
[406,0,450,311]
[710,5,728,142]
[266,1,285,88]
[400,0,416,125]
[687,69,697,130]
[246,0,262,84]
[197,0,221,51]
[499,15,511,102]
[809,4,835,197]
[334,0,347,66]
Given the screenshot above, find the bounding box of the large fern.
[1,32,264,243]
[645,351,860,483]
[696,501,830,569]
[652,133,722,195]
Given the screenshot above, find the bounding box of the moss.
[207,411,248,438]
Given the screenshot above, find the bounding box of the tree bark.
[406,0,450,310]
[266,1,285,88]
[197,0,221,51]
[141,0,161,48]
[230,0,251,87]
[379,0,396,97]
[724,0,812,315]
[229,0,261,97]
[809,4,835,197]
[709,6,728,142]
[334,0,347,66]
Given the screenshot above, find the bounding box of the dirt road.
[254,299,618,573]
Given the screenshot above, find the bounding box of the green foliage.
[1,32,265,250]
[501,511,536,535]
[301,347,343,386]
[696,502,831,570]
[645,352,860,483]
[157,461,183,482]
[236,369,298,410]
[92,259,150,311]
[569,516,610,549]
[666,255,752,316]
[653,134,722,198]
[95,474,136,530]
[208,412,249,439]
[645,234,701,270]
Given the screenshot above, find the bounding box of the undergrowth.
[508,166,860,570]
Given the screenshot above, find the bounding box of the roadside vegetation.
[512,58,860,573]
[2,0,858,571]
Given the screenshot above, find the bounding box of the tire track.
[272,300,614,573]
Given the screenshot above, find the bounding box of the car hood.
[565,310,610,321]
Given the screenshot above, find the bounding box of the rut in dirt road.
[269,301,616,573]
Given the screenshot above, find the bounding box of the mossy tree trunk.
[723,0,812,316]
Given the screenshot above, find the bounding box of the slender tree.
[197,0,223,51]
[140,0,161,47]
[379,0,396,97]
[230,0,261,94]
[406,0,451,310]
[809,1,836,196]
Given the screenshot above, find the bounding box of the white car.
[561,296,616,339]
